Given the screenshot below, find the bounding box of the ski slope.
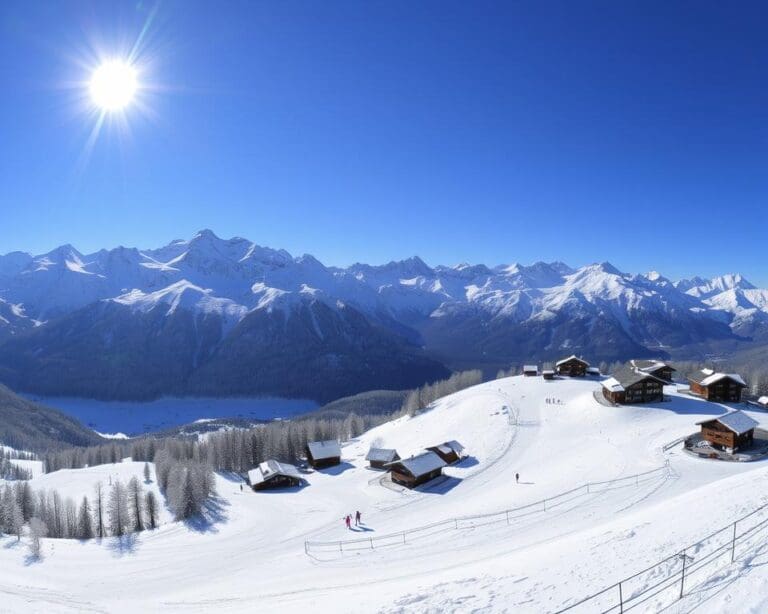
[2,375,768,613]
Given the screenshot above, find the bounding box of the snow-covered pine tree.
[93,482,106,539]
[107,481,130,537]
[127,476,144,532]
[144,491,159,530]
[78,496,93,539]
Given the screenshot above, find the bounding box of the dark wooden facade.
[542,370,555,380]
[252,474,303,491]
[690,378,745,403]
[602,374,664,405]
[390,465,443,489]
[426,445,460,465]
[305,446,341,469]
[556,357,589,377]
[699,420,754,451]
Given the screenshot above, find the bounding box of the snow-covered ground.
[3,375,768,613]
[21,395,319,435]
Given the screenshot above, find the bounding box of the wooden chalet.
[247,460,304,491]
[630,359,676,383]
[305,440,342,469]
[688,369,747,403]
[365,447,400,470]
[385,452,447,489]
[555,355,589,377]
[523,365,539,377]
[425,440,466,465]
[601,367,665,405]
[696,411,759,452]
[542,369,556,380]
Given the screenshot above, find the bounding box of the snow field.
[2,375,768,612]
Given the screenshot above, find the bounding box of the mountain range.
[0,229,766,402]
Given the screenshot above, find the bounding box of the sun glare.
[89,60,137,111]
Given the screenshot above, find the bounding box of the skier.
[355,510,362,526]
[345,514,351,530]
[515,472,519,483]
[239,484,243,492]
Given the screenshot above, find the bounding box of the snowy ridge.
[0,229,763,331]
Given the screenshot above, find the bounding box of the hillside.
[0,384,103,452]
[1,231,768,401]
[3,374,768,611]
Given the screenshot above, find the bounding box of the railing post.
[618,581,624,614]
[731,521,737,562]
[679,549,687,600]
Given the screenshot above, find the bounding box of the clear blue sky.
[1,1,767,283]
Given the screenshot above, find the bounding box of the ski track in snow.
[4,376,768,612]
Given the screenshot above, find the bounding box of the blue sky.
[1,1,767,283]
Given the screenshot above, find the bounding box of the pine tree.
[107,481,129,537]
[127,477,144,532]
[145,491,159,530]
[93,482,106,539]
[28,517,47,559]
[77,496,94,539]
[143,462,151,484]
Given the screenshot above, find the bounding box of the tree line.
[0,467,161,551]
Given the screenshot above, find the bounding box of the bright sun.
[89,60,137,111]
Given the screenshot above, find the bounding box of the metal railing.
[554,498,768,613]
[304,461,671,556]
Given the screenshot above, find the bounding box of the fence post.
[586,482,590,493]
[679,550,687,600]
[339,541,343,553]
[618,581,624,614]
[635,474,639,485]
[370,536,374,550]
[455,518,459,530]
[506,510,510,525]
[402,532,406,544]
[731,521,737,562]
[543,498,547,512]
[304,541,308,555]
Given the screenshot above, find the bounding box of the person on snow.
[345,514,352,529]
[355,510,361,526]
[515,472,520,483]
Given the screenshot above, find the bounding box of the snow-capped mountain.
[0,229,764,401]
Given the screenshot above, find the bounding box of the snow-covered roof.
[696,410,759,435]
[586,367,601,374]
[690,370,747,388]
[555,355,589,367]
[523,365,538,372]
[365,447,399,463]
[387,451,446,477]
[306,440,341,460]
[758,396,768,406]
[631,359,675,374]
[248,460,302,486]
[609,366,667,389]
[542,369,555,375]
[601,377,624,393]
[429,440,465,457]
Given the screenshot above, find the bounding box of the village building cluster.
[245,437,467,492]
[244,353,761,494]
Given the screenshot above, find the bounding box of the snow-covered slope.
[2,375,768,612]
